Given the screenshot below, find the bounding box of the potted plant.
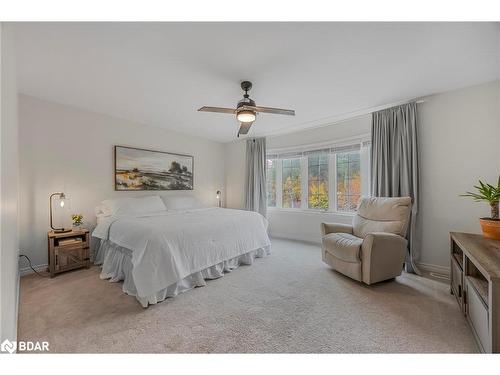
[461,176,500,240]
[71,214,84,229]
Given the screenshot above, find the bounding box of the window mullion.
[329,153,337,212]
[277,159,283,208]
[360,143,371,197]
[300,156,308,210]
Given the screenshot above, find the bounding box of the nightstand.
[47,229,90,277]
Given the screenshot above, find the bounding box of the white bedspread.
[92,207,271,299]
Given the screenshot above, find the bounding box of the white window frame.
[266,134,371,216]
[300,156,308,210]
[328,153,337,212]
[276,159,283,208]
[266,157,280,208]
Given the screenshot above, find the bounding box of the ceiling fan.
[198,81,295,137]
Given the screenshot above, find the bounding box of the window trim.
[266,134,370,215]
[266,157,279,208]
[267,206,356,217]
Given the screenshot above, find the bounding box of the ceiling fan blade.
[240,105,295,116]
[198,106,236,114]
[253,106,295,116]
[237,122,253,136]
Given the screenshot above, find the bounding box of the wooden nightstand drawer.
[48,229,90,277]
[55,246,89,271]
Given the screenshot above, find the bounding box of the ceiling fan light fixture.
[236,110,256,123]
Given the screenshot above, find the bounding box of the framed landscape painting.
[114,146,194,190]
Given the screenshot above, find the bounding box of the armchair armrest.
[361,232,407,284]
[321,222,353,236]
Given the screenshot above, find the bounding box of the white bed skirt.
[93,239,270,307]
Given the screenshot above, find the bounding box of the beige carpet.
[18,238,477,353]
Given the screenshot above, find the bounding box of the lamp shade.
[50,192,72,233]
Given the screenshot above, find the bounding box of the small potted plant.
[71,214,84,229]
[461,176,500,240]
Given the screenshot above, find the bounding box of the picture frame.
[114,145,194,191]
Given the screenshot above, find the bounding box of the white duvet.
[92,207,271,299]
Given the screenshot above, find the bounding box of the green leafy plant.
[461,176,500,219]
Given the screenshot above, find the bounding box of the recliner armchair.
[321,197,412,284]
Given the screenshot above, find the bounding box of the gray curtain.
[244,138,267,217]
[371,102,420,274]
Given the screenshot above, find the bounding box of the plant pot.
[479,218,500,240]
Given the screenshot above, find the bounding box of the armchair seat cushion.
[323,232,363,263]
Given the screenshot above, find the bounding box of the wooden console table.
[450,232,500,353]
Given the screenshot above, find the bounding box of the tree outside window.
[308,154,329,209]
[266,145,366,213]
[336,151,361,211]
[282,158,301,208]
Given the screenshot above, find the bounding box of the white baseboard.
[416,262,450,277]
[19,263,48,276]
[269,233,321,246]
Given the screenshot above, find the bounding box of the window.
[266,158,277,207]
[266,140,370,213]
[308,153,329,210]
[336,151,361,212]
[282,158,301,208]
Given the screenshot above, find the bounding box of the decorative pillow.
[161,195,205,210]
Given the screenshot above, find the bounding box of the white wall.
[19,95,226,268]
[224,140,246,210]
[0,23,20,342]
[417,81,500,270]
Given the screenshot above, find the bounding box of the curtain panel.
[244,138,267,217]
[371,102,420,274]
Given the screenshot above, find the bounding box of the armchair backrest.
[352,197,412,239]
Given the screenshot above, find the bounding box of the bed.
[91,196,271,307]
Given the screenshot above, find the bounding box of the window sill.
[267,207,355,217]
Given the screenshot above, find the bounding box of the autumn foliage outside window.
[336,152,361,211]
[308,153,329,209]
[282,158,301,208]
[266,146,365,213]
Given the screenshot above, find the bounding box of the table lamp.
[49,192,72,233]
[216,190,221,207]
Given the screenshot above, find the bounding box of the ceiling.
[13,22,500,143]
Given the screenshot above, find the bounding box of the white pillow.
[100,198,132,216]
[101,196,166,216]
[161,196,204,210]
